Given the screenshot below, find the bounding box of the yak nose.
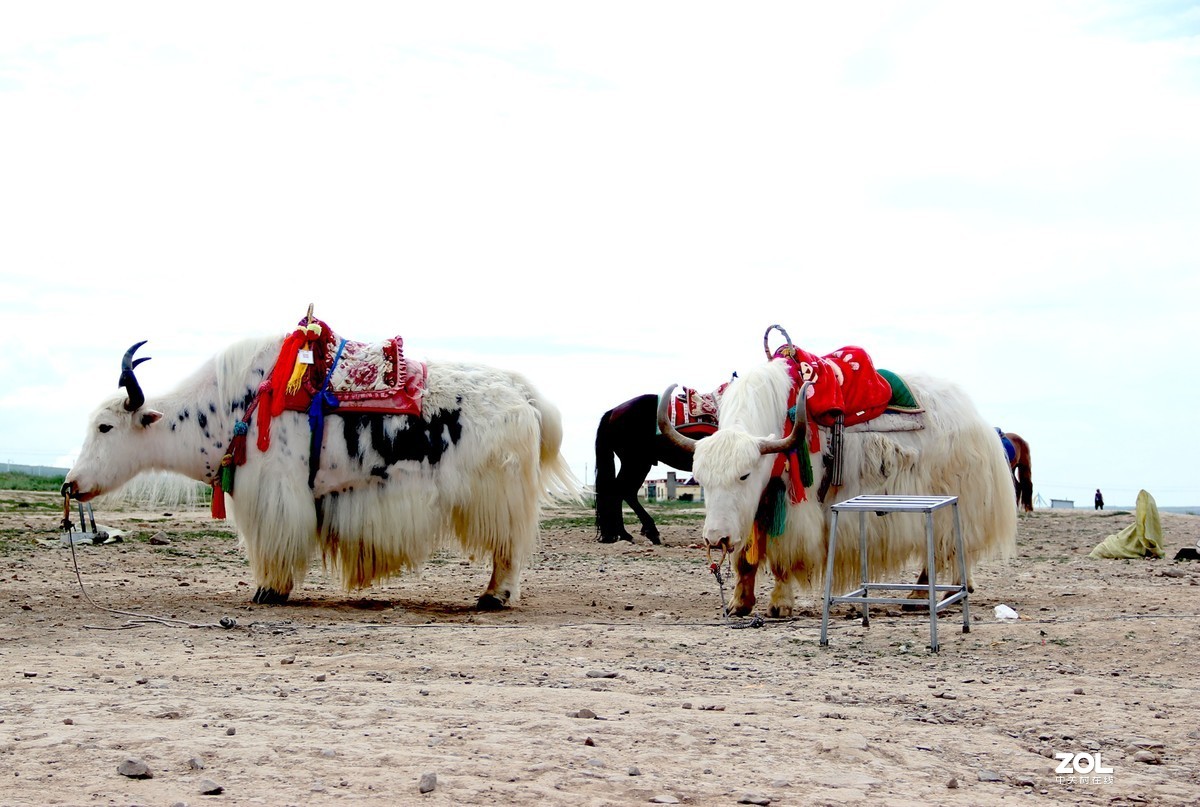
[61,480,76,499]
[705,534,733,552]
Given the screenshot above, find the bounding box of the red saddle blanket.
[773,344,892,427]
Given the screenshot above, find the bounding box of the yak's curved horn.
[119,340,151,412]
[657,384,698,454]
[758,380,812,456]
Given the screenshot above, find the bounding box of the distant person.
[1095,489,1104,510]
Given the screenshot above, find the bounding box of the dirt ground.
[2,490,1199,807]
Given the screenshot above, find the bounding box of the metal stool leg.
[926,512,939,652]
[954,502,970,633]
[819,511,840,647]
[858,512,870,627]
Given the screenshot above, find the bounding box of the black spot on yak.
[231,388,256,415]
[197,411,208,431]
[341,409,463,467]
[178,409,190,422]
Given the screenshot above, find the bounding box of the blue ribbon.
[307,339,347,488]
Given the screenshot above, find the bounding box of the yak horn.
[657,384,698,454]
[119,340,151,412]
[758,380,812,456]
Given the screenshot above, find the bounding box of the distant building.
[640,471,704,503]
[1050,498,1075,509]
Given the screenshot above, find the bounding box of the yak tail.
[593,409,623,538]
[530,390,582,504]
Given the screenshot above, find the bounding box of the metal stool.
[819,494,969,652]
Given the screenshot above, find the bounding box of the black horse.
[594,392,717,544]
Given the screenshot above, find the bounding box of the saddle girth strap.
[818,414,845,504]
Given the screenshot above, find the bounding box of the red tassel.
[211,478,226,519]
[270,330,310,411]
[788,453,807,503]
[257,381,274,452]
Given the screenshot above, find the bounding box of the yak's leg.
[252,585,291,605]
[924,556,975,593]
[904,564,975,611]
[237,495,318,607]
[767,566,797,618]
[727,544,760,617]
[477,547,520,611]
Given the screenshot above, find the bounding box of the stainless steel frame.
[819,494,969,652]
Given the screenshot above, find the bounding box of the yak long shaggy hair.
[66,335,579,607]
[691,358,1016,617]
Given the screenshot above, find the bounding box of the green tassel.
[799,446,813,488]
[769,482,788,537]
[755,476,788,538]
[221,463,236,496]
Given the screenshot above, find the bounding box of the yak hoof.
[728,602,754,618]
[641,526,661,545]
[476,593,507,611]
[597,534,621,544]
[252,587,289,605]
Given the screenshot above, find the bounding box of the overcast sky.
[2,1,1198,508]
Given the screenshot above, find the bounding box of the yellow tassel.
[285,359,308,395]
[284,321,322,395]
[745,528,765,566]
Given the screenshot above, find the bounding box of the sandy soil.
[2,490,1199,807]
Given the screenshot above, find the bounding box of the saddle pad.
[846,411,925,433]
[878,369,924,413]
[324,334,427,415]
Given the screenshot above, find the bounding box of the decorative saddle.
[212,312,431,517]
[664,384,726,438]
[266,316,427,419]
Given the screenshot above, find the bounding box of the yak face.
[62,396,164,501]
[691,428,777,554]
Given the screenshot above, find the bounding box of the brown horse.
[1004,431,1034,512]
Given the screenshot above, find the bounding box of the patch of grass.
[0,528,38,555]
[0,471,66,492]
[164,529,238,541]
[540,514,596,530]
[0,497,62,513]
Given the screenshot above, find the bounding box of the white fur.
[692,358,1016,617]
[65,335,580,606]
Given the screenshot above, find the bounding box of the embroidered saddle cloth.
[272,317,427,417]
[666,384,728,438]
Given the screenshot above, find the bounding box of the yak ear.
[139,409,164,428]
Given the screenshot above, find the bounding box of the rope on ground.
[62,497,239,631]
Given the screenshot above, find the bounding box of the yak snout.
[60,479,95,502]
[700,535,729,554]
